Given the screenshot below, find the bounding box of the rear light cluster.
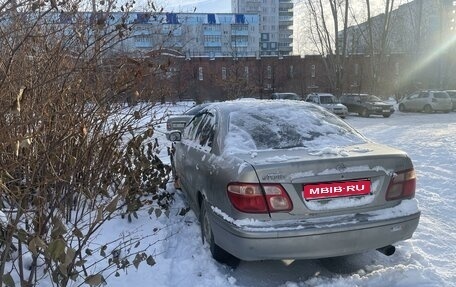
[386,169,416,200]
[227,183,293,213]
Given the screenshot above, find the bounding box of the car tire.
[423,105,433,113]
[360,108,370,117]
[398,104,406,112]
[200,200,240,268]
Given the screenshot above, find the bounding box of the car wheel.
[200,200,240,267]
[360,108,370,117]
[398,104,406,112]
[423,105,433,113]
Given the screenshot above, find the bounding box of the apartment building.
[122,12,260,57]
[341,0,455,55]
[232,0,293,56]
[50,12,260,58]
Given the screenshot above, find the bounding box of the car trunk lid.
[236,143,412,218]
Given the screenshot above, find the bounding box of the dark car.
[340,93,395,117]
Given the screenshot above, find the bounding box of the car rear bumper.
[209,206,420,261]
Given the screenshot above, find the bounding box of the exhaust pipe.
[377,245,396,256]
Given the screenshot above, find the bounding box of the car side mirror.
[167,131,182,142]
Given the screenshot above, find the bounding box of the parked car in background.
[166,103,211,132]
[271,92,302,100]
[169,99,420,265]
[340,93,395,117]
[305,92,348,118]
[444,90,456,111]
[398,91,452,113]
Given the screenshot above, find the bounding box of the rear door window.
[434,92,450,99]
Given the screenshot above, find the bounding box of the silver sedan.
[170,99,420,264]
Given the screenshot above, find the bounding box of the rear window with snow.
[224,102,367,153]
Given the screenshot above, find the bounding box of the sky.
[158,0,231,13]
[159,0,386,14]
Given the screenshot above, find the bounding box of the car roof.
[308,93,335,97]
[205,99,315,115]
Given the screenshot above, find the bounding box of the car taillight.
[227,183,293,213]
[386,169,416,201]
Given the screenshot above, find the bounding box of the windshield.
[362,95,381,102]
[225,103,366,153]
[320,96,336,104]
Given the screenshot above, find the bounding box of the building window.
[354,63,359,76]
[222,67,227,80]
[198,67,203,81]
[311,65,316,78]
[289,65,294,79]
[267,65,272,79]
[244,66,249,80]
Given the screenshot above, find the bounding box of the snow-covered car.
[340,93,395,117]
[398,91,452,113]
[169,99,420,264]
[305,92,348,118]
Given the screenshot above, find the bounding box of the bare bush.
[0,1,172,286]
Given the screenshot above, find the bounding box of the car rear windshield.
[434,92,450,99]
[225,102,367,153]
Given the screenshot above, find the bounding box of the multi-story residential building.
[341,0,455,55]
[121,12,260,58]
[338,0,456,89]
[232,0,293,56]
[50,12,260,58]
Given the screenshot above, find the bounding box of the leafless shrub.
[0,1,173,286]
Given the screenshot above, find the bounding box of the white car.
[305,93,348,118]
[398,91,452,113]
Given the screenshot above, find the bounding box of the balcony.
[204,41,222,47]
[203,30,222,36]
[231,30,249,36]
[231,41,249,47]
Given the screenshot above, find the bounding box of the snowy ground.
[95,104,455,287]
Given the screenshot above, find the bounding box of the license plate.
[303,179,370,200]
[382,109,390,113]
[172,122,186,128]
